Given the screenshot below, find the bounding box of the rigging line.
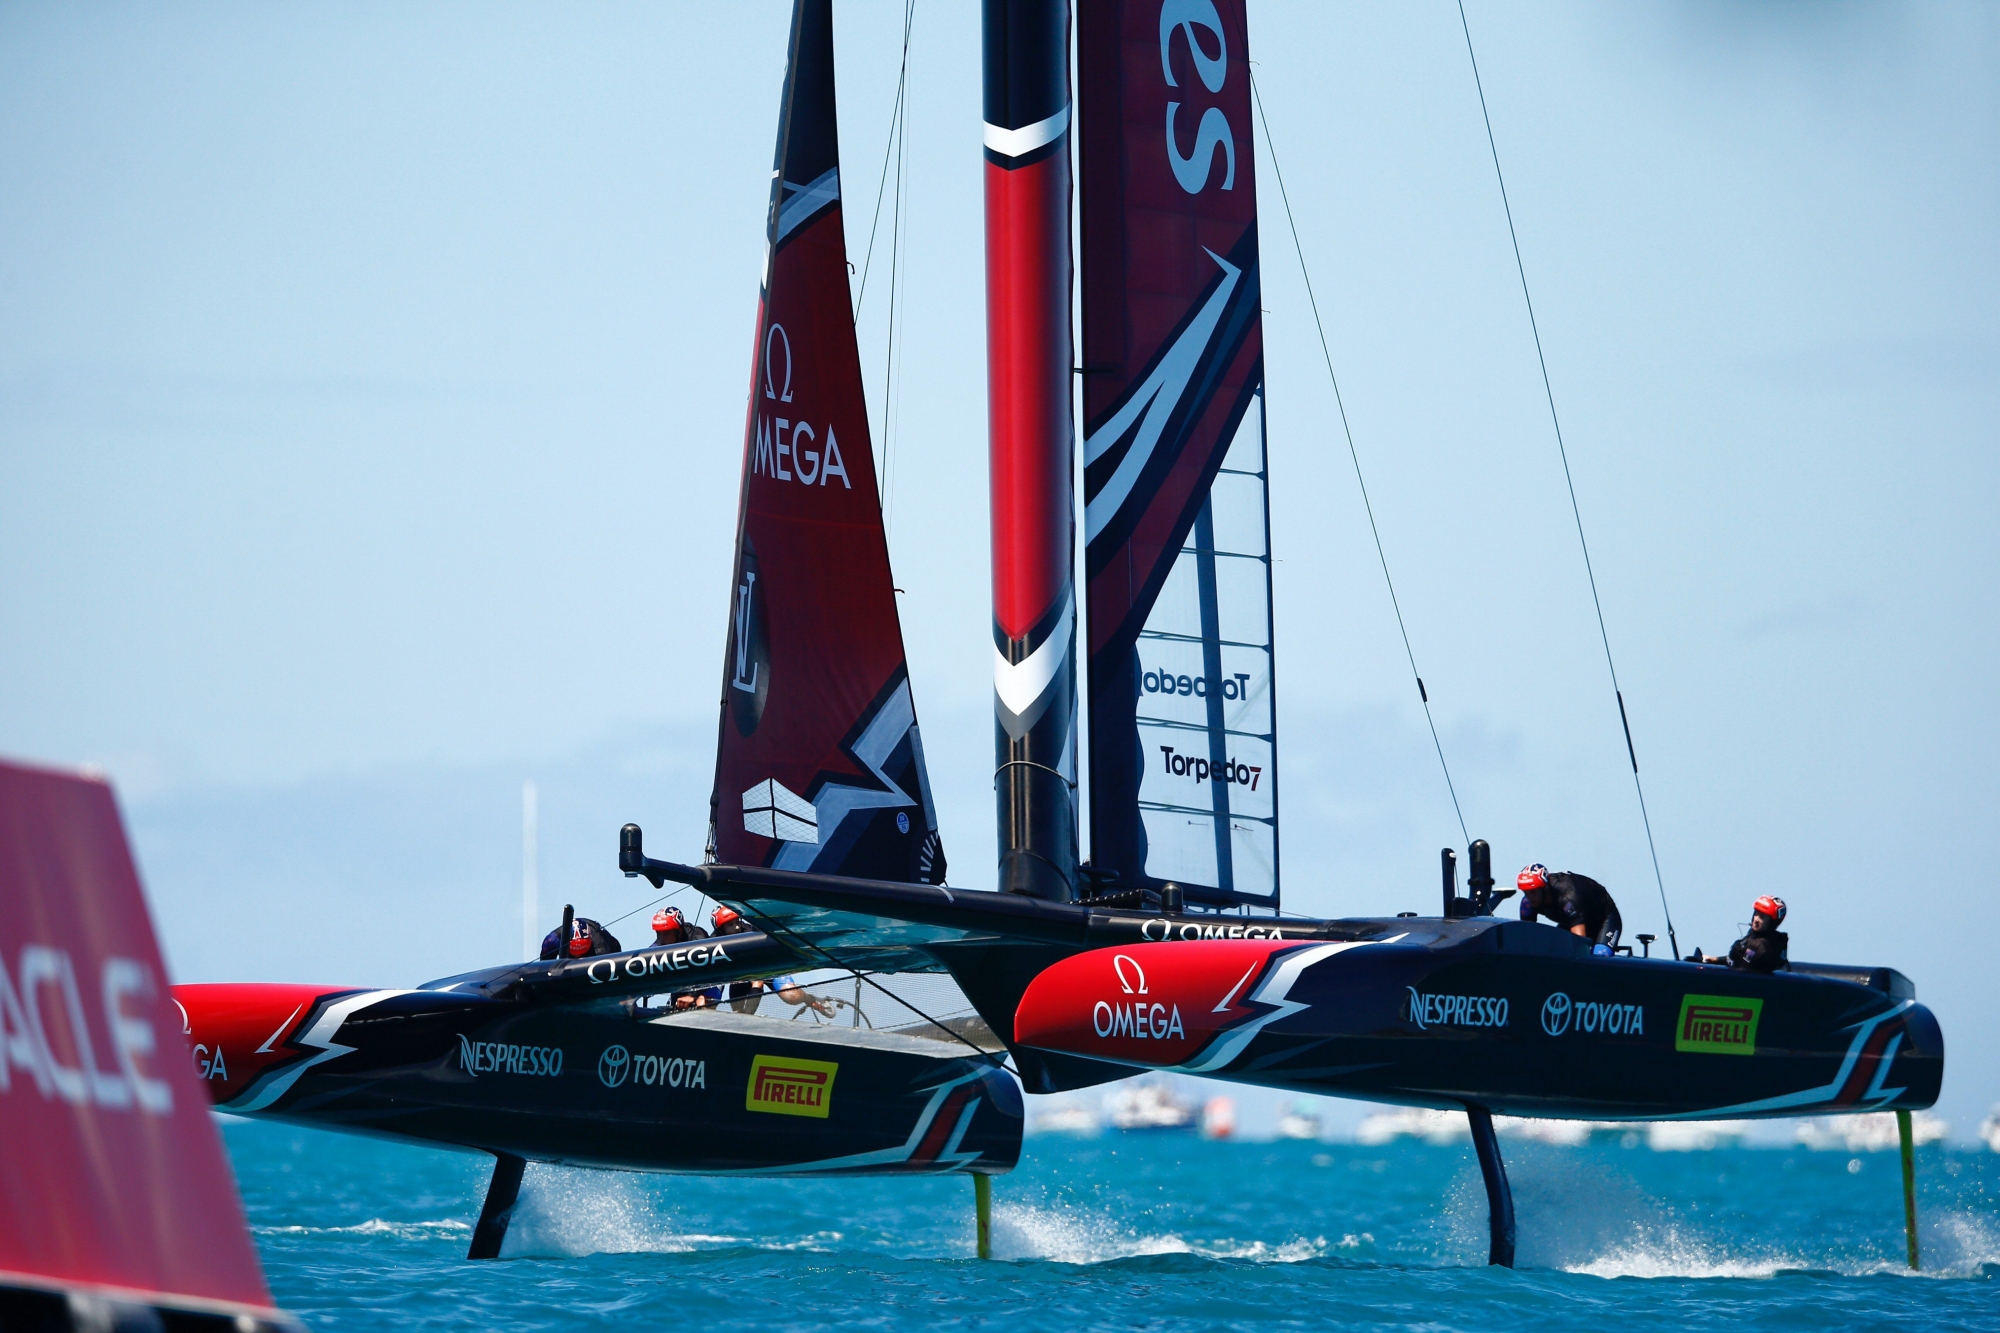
[1249,71,1470,847]
[1455,1,1677,959]
[852,0,916,323]
[881,59,912,537]
[602,884,690,931]
[743,909,1009,1069]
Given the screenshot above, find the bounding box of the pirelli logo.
[1676,994,1763,1055]
[746,1054,838,1118]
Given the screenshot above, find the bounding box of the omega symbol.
[763,323,794,402]
[1113,954,1148,995]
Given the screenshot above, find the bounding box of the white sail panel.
[1127,391,1279,904]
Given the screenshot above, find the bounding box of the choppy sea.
[227,1117,1998,1331]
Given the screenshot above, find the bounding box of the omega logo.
[1113,954,1148,995]
[763,323,793,402]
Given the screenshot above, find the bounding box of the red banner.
[0,758,277,1314]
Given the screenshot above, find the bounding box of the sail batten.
[708,0,945,887]
[1079,0,1279,911]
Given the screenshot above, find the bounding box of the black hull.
[635,858,1943,1120]
[201,991,1020,1176]
[1059,925,1943,1119]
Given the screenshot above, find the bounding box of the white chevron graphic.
[227,989,416,1112]
[1083,248,1242,543]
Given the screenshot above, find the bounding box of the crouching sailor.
[1517,864,1624,956]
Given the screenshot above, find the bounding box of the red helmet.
[652,907,683,933]
[567,931,591,957]
[1517,864,1548,893]
[1753,895,1786,925]
[712,905,741,929]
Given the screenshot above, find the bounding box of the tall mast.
[984,0,1078,902]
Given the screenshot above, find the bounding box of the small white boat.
[1104,1079,1199,1132]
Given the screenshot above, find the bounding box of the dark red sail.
[1078,0,1278,909]
[710,0,944,885]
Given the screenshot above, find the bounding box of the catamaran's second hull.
[1010,934,1940,1121]
[175,983,1020,1175]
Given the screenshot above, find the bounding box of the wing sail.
[1079,0,1277,910]
[709,0,945,885]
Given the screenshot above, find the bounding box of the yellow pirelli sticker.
[745,1054,839,1117]
[1675,994,1763,1055]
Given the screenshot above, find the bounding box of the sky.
[2,3,1995,1137]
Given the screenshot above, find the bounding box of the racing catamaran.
[174,0,1020,1262]
[620,0,1945,1268]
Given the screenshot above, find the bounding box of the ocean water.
[227,1118,1999,1331]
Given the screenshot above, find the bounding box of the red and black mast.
[985,0,1079,901]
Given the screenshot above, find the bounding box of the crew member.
[670,904,830,1016]
[1517,864,1623,956]
[539,916,622,960]
[651,906,706,947]
[704,906,767,1011]
[1700,895,1789,973]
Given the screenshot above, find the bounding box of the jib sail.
[708,0,945,885]
[1078,0,1278,910]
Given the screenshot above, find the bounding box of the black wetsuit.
[539,917,623,960]
[1521,872,1623,950]
[1727,927,1788,974]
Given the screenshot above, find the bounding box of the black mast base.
[467,1152,528,1260]
[1465,1104,1516,1267]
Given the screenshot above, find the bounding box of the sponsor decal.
[1157,745,1262,791]
[585,940,736,986]
[1161,0,1238,194]
[192,1043,229,1081]
[750,327,852,491]
[1405,989,1509,1032]
[730,571,761,696]
[598,1044,630,1087]
[1143,668,1253,701]
[1092,1000,1186,1041]
[746,1054,838,1118]
[1676,995,1763,1056]
[1092,955,1187,1041]
[458,1034,563,1078]
[1539,992,1644,1038]
[595,1044,705,1091]
[0,945,173,1115]
[1138,919,1288,942]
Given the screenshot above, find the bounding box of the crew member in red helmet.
[1517,864,1623,956]
[651,906,706,947]
[1699,896,1790,973]
[539,916,622,960]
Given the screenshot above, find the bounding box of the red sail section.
[1079,0,1277,909]
[0,758,285,1321]
[710,0,944,886]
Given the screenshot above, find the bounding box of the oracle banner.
[0,758,287,1322]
